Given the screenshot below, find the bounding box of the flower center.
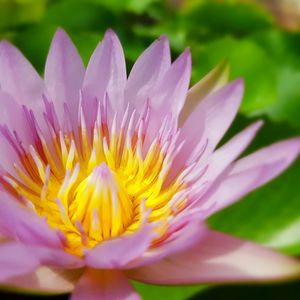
[70,163,133,242]
[0,101,186,255]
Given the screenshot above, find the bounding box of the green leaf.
[44,0,117,32]
[191,36,278,114]
[180,0,273,39]
[0,0,46,30]
[247,30,300,130]
[133,281,207,300]
[12,25,56,73]
[190,280,300,300]
[127,0,158,14]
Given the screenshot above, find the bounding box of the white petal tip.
[0,40,13,52]
[252,119,264,131]
[104,28,118,40]
[225,78,244,97]
[159,34,169,43]
[53,28,69,40]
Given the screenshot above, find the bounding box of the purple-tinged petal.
[180,79,244,162]
[126,35,171,112]
[127,219,206,269]
[0,127,22,177]
[179,60,229,125]
[2,267,80,294]
[202,161,287,215]
[85,223,156,269]
[0,40,45,109]
[83,29,126,112]
[128,229,300,284]
[0,242,82,289]
[151,48,191,117]
[202,121,263,182]
[0,242,40,282]
[45,28,85,123]
[169,79,244,179]
[143,49,191,141]
[230,137,300,174]
[0,192,63,248]
[0,91,34,146]
[203,137,300,214]
[71,269,140,300]
[0,235,7,242]
[33,247,83,269]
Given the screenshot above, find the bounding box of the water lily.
[0,28,299,300]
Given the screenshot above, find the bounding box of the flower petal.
[127,218,206,268]
[2,267,80,294]
[126,35,170,112]
[202,121,263,182]
[45,28,85,123]
[83,29,126,112]
[0,91,35,146]
[128,229,300,284]
[203,137,300,214]
[0,192,63,248]
[71,269,140,300]
[230,137,300,174]
[0,242,40,282]
[169,79,244,178]
[152,48,191,117]
[179,60,229,125]
[0,126,23,177]
[33,247,83,269]
[0,40,45,108]
[85,223,156,269]
[180,79,244,160]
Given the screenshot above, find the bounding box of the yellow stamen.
[1,118,186,256]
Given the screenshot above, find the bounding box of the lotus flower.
[0,28,299,300]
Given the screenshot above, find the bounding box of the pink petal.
[2,267,80,294]
[202,121,263,182]
[0,242,40,281]
[128,229,300,284]
[169,79,244,178]
[127,218,206,268]
[71,269,140,300]
[180,79,244,161]
[0,192,63,248]
[0,91,34,146]
[83,29,126,112]
[0,40,45,109]
[143,49,191,141]
[33,247,83,269]
[231,137,300,174]
[203,137,300,214]
[0,126,23,177]
[0,235,6,242]
[126,35,170,113]
[151,48,191,117]
[179,60,229,125]
[85,223,156,269]
[44,28,85,123]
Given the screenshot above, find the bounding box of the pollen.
[0,99,187,256]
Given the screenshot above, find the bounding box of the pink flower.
[0,28,299,300]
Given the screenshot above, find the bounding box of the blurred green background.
[1,0,300,299]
